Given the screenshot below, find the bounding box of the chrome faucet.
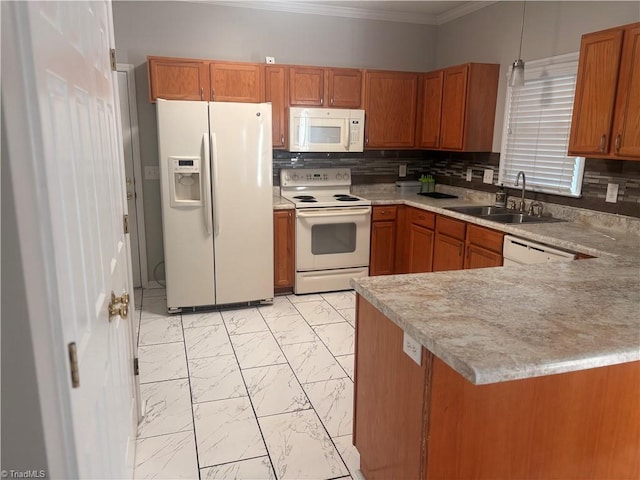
[514,171,526,212]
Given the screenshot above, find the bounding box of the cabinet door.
[464,244,502,269]
[147,57,209,102]
[433,234,464,272]
[370,221,397,276]
[265,66,288,149]
[407,224,434,273]
[611,25,640,158]
[569,29,624,155]
[418,70,444,148]
[273,210,295,289]
[210,62,263,102]
[364,71,419,149]
[440,65,469,150]
[327,68,362,108]
[289,67,325,106]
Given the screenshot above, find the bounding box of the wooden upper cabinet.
[418,63,499,151]
[569,22,640,160]
[418,70,444,149]
[364,70,419,149]
[147,56,209,102]
[327,68,362,108]
[289,67,325,106]
[265,65,288,149]
[209,62,263,103]
[289,66,362,108]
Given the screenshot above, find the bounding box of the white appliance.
[280,168,371,294]
[289,107,365,152]
[503,235,576,265]
[157,99,274,312]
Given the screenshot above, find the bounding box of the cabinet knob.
[614,133,621,154]
[200,87,204,100]
[330,97,334,105]
[211,89,215,101]
[320,97,324,106]
[281,134,285,144]
[599,133,607,153]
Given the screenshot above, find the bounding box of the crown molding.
[199,1,494,26]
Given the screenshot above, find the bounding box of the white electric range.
[280,168,371,294]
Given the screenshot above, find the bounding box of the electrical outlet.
[144,166,160,180]
[483,169,494,184]
[466,168,473,181]
[606,183,619,203]
[399,164,407,177]
[402,332,422,366]
[265,56,275,64]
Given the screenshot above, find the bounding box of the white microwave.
[289,107,365,152]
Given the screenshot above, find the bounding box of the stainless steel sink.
[446,205,511,216]
[445,205,566,224]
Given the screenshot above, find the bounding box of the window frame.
[498,52,585,198]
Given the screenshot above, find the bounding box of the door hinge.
[133,357,139,376]
[68,342,80,388]
[123,214,129,234]
[110,48,117,71]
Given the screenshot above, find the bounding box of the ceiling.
[207,1,498,25]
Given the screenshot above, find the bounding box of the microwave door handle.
[345,120,351,151]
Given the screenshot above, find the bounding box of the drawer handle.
[599,133,607,153]
[200,87,204,100]
[614,133,621,154]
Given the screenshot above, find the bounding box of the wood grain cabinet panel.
[569,22,640,160]
[273,210,294,290]
[289,66,362,108]
[147,56,209,102]
[407,224,434,273]
[370,206,397,276]
[433,215,466,272]
[289,67,325,106]
[326,68,362,108]
[265,66,288,149]
[210,62,263,103]
[440,65,469,150]
[364,70,419,149]
[418,70,444,148]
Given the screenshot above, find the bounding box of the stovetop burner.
[299,199,318,203]
[336,197,360,201]
[333,194,351,198]
[294,195,316,200]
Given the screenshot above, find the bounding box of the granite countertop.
[351,190,640,386]
[273,195,294,210]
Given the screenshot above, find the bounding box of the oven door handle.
[297,208,371,218]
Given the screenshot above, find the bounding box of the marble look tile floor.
[133,287,364,480]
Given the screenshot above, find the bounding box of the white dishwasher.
[503,235,576,265]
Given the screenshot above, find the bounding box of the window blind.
[499,52,585,197]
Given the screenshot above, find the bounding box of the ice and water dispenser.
[169,157,202,207]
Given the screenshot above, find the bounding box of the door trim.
[117,63,149,288]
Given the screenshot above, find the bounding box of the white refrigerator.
[157,99,274,312]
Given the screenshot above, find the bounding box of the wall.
[112,0,437,281]
[435,1,640,152]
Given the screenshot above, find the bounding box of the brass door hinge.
[123,214,129,234]
[133,357,139,376]
[68,342,80,388]
[110,48,117,71]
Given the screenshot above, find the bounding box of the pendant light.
[509,1,527,88]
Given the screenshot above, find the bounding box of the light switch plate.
[399,164,407,177]
[144,166,160,180]
[483,169,494,184]
[265,56,276,64]
[606,183,619,203]
[403,331,422,366]
[466,168,473,182]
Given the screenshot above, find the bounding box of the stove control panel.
[280,168,351,187]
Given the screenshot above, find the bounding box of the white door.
[10,1,137,477]
[118,67,147,288]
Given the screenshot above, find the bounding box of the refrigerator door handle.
[202,132,213,235]
[210,132,220,237]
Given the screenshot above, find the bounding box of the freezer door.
[209,102,274,304]
[157,100,215,309]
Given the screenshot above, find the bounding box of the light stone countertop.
[273,195,294,210]
[350,189,640,385]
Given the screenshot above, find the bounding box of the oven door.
[296,207,371,271]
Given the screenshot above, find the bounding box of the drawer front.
[409,208,435,229]
[436,215,466,240]
[466,224,504,254]
[372,205,398,221]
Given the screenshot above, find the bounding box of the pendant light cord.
[518,1,527,59]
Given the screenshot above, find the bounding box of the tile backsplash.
[273,150,640,218]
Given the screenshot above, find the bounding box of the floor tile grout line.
[139,376,190,386]
[178,312,204,480]
[221,312,279,479]
[252,406,314,421]
[198,454,273,474]
[261,296,352,479]
[136,427,195,442]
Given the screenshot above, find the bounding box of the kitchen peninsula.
[350,194,640,480]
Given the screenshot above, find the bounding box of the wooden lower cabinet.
[273,210,294,291]
[370,221,396,276]
[354,295,640,480]
[464,244,502,269]
[407,224,434,273]
[464,224,504,269]
[433,215,466,272]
